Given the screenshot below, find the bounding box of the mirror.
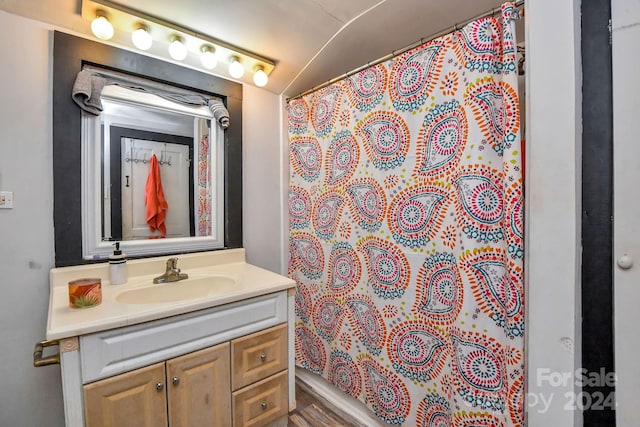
[81,84,225,259]
[53,31,243,267]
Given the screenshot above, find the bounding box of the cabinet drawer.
[81,291,287,383]
[231,323,287,390]
[232,370,288,427]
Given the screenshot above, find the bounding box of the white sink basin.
[116,275,236,304]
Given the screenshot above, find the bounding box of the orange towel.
[145,154,168,237]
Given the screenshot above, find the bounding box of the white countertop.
[46,249,295,340]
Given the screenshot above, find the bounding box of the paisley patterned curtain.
[287,3,524,425]
[196,134,211,236]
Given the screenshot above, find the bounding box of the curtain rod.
[286,0,524,102]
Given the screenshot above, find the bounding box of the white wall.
[525,0,582,425]
[242,84,283,273]
[0,11,64,426]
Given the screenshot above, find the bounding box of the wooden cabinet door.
[166,342,231,427]
[84,362,168,427]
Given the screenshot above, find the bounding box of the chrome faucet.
[153,257,189,284]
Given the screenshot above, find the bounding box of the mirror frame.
[53,31,243,267]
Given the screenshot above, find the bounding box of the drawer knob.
[618,254,634,270]
[156,382,164,391]
[260,353,267,362]
[172,376,180,386]
[260,401,268,410]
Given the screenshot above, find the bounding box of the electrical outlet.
[0,191,13,209]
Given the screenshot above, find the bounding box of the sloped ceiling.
[0,0,511,97]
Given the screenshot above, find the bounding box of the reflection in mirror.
[82,84,224,260]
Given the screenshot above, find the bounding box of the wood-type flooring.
[288,382,357,427]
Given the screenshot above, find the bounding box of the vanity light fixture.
[131,23,152,50]
[81,0,275,86]
[90,10,114,40]
[168,35,187,61]
[200,45,218,70]
[228,56,245,79]
[253,65,268,87]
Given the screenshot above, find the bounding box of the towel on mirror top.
[72,70,107,115]
[208,99,230,129]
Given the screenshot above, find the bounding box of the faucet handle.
[166,257,179,270]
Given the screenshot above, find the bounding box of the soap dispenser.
[109,242,127,285]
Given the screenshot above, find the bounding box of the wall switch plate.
[0,191,13,209]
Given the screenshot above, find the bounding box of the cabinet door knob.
[172,376,180,386]
[260,401,268,410]
[617,254,634,270]
[260,353,267,362]
[156,382,164,391]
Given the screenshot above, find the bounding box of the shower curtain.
[287,3,524,425]
[197,134,212,236]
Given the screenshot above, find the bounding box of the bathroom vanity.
[39,249,296,427]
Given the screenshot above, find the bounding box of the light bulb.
[168,35,187,61]
[253,66,268,87]
[200,45,218,69]
[91,12,114,40]
[228,56,245,78]
[131,24,152,50]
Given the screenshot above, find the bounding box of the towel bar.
[33,339,60,367]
